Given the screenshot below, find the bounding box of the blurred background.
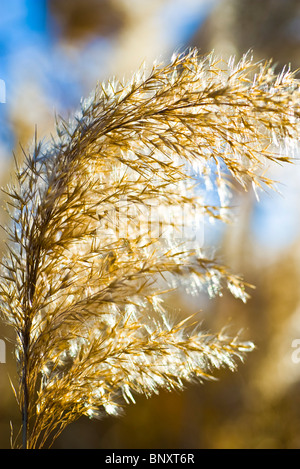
[1,0,300,449]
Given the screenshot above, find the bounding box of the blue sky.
[0,0,215,149]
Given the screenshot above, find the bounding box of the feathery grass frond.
[1,49,299,448]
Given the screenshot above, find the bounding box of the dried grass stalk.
[1,49,299,448]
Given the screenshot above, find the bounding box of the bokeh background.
[1,0,300,449]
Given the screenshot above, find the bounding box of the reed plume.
[1,49,299,449]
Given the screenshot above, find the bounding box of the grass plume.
[0,49,299,448]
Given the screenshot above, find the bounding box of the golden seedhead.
[1,49,299,448]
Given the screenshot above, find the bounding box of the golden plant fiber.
[1,49,299,448]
